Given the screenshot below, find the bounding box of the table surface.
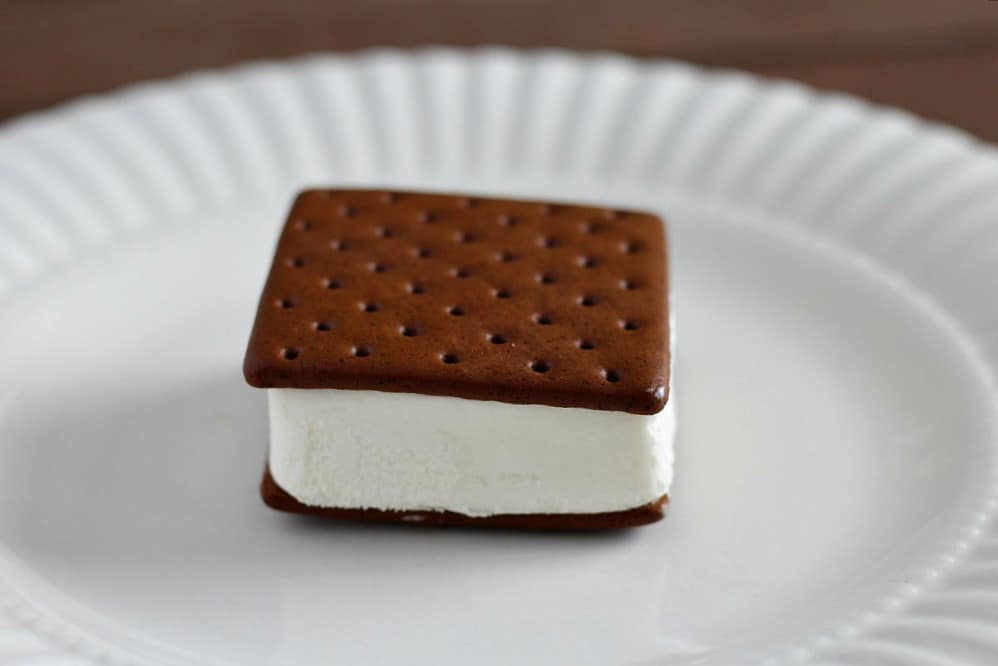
[1,0,996,144]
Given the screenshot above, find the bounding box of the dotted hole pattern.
[247,190,669,412]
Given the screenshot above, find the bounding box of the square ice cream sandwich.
[244,190,674,529]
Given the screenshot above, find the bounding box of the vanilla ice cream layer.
[268,388,675,517]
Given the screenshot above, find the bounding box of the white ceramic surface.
[0,50,997,666]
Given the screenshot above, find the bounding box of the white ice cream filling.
[268,388,675,517]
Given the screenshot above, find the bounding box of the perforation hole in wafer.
[530,360,550,373]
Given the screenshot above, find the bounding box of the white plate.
[0,49,996,666]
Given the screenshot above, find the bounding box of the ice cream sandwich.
[244,190,673,529]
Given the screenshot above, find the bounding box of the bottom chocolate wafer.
[262,467,668,531]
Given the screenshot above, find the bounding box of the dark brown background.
[2,1,996,143]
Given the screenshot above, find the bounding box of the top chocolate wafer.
[243,190,670,414]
